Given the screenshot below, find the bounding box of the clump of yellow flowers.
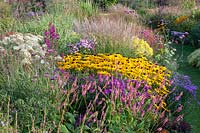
[132,37,153,57]
[174,15,188,24]
[58,53,171,95]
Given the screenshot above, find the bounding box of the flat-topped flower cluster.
[132,37,154,57]
[0,32,63,65]
[0,33,45,64]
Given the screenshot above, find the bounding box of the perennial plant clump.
[172,73,198,97]
[68,38,96,54]
[58,53,171,95]
[0,32,45,65]
[169,72,199,107]
[139,29,164,51]
[174,15,188,24]
[0,0,196,132]
[132,37,154,57]
[44,23,59,50]
[188,48,200,69]
[50,71,171,132]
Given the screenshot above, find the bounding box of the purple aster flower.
[172,73,198,97]
[27,11,35,17]
[68,38,96,54]
[171,72,199,105]
[171,31,189,39]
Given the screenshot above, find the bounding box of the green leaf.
[60,125,70,133]
[66,112,75,124]
[138,121,145,130]
[83,125,91,131]
[66,123,74,132]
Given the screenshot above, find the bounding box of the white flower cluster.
[0,32,63,66]
[0,33,47,65]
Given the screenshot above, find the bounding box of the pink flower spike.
[175,114,184,122]
[175,91,183,101]
[47,49,55,53]
[157,127,162,132]
[175,104,183,112]
[44,31,50,36]
[49,24,56,33]
[163,118,168,126]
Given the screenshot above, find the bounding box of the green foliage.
[0,52,62,132]
[0,1,12,18]
[95,36,134,58]
[181,0,196,10]
[191,9,200,21]
[127,0,155,9]
[12,14,80,54]
[0,1,15,33]
[92,0,117,9]
[0,17,15,33]
[0,0,197,132]
[168,16,195,33]
[107,106,153,133]
[9,0,84,54]
[79,0,98,17]
[188,48,200,69]
[154,42,178,71]
[190,22,200,48]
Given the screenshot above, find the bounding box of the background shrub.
[188,48,200,69]
[190,23,200,48]
[92,0,117,9]
[0,1,15,33]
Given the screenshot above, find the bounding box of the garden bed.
[0,0,200,132]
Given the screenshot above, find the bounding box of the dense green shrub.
[169,16,194,32]
[190,22,200,48]
[191,9,200,21]
[92,0,117,9]
[188,48,200,69]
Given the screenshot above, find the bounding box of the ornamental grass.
[58,53,171,95]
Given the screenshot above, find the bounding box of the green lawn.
[174,44,200,133]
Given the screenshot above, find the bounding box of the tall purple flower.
[44,23,59,49]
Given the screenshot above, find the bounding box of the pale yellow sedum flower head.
[132,37,153,57]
